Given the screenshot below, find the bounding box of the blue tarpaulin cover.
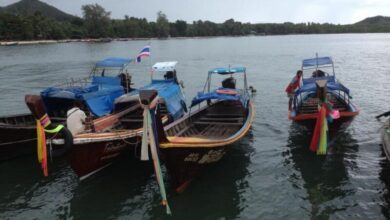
[191,88,249,107]
[95,57,132,68]
[141,79,186,120]
[208,67,246,75]
[296,81,350,95]
[302,57,333,67]
[41,76,124,116]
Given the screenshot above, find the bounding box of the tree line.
[0,3,389,41]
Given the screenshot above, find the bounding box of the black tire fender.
[47,125,73,158]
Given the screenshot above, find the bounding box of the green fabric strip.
[44,124,64,134]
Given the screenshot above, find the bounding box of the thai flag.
[136,45,151,63]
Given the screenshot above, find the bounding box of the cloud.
[1,0,389,24]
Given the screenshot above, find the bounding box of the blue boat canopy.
[141,80,185,120]
[95,57,132,68]
[209,67,246,75]
[116,79,186,120]
[302,57,333,68]
[41,76,124,117]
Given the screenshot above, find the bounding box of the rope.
[113,130,141,145]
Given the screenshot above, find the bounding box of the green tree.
[156,11,169,38]
[81,4,112,38]
[174,20,187,36]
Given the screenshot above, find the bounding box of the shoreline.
[0,36,220,46]
[0,38,156,46]
[1,33,389,46]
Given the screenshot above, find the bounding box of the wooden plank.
[120,118,143,123]
[199,117,244,121]
[193,121,243,125]
[175,125,192,137]
[199,124,216,136]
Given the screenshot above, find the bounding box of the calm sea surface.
[0,34,390,219]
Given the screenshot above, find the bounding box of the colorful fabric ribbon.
[35,114,65,176]
[309,99,339,155]
[141,100,172,215]
[36,120,48,176]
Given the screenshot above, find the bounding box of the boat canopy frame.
[90,57,133,77]
[150,61,178,81]
[301,54,335,78]
[203,66,248,93]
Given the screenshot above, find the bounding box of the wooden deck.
[299,94,348,114]
[166,101,245,140]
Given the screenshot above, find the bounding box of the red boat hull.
[66,138,137,179]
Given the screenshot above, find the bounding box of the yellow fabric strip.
[36,120,43,163]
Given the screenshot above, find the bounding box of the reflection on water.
[0,157,77,219]
[379,157,390,219]
[285,124,359,219]
[67,132,253,219]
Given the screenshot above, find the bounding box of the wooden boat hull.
[0,125,36,160]
[160,101,255,191]
[65,136,139,179]
[0,113,70,161]
[0,114,37,160]
[291,113,356,139]
[54,115,165,179]
[162,146,227,192]
[382,118,390,160]
[289,92,359,140]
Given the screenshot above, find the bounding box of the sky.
[1,0,390,24]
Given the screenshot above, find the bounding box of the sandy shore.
[0,38,159,46]
[0,36,237,46]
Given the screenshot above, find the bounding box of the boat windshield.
[151,61,178,81]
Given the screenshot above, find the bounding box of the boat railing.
[302,75,335,84]
[53,77,92,88]
[335,89,351,106]
[294,92,304,111]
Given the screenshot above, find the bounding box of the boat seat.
[194,121,243,125]
[50,117,67,122]
[121,118,143,123]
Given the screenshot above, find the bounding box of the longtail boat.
[377,111,390,160]
[288,55,359,154]
[25,61,187,180]
[139,66,255,192]
[0,57,135,161]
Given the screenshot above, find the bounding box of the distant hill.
[353,15,390,32]
[1,0,77,21]
[355,15,390,25]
